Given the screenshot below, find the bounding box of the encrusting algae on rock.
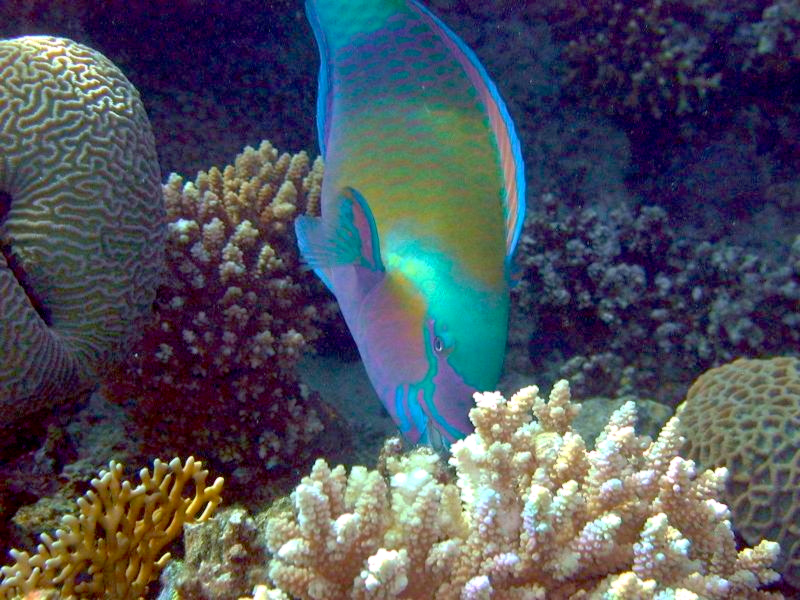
[239,382,781,599]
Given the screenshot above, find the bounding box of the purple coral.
[511,193,799,403]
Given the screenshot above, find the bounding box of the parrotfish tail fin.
[406,0,526,272]
[295,186,384,289]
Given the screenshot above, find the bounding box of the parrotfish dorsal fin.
[295,186,384,279]
[405,0,526,263]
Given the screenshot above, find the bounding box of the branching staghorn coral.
[106,141,337,474]
[510,194,800,404]
[0,35,164,428]
[0,457,224,600]
[257,382,781,599]
[549,1,800,124]
[556,0,722,121]
[735,0,800,73]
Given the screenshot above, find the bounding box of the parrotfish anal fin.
[407,0,527,264]
[295,187,384,290]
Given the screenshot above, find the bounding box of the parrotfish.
[297,0,525,447]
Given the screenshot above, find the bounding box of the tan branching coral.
[0,457,224,600]
[107,142,336,472]
[677,357,800,587]
[0,36,164,425]
[259,383,781,599]
[157,142,324,375]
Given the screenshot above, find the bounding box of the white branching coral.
[255,382,781,599]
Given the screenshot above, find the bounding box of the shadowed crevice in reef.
[1,190,53,327]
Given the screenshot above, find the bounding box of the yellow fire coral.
[257,382,781,599]
[677,357,800,588]
[0,457,223,600]
[0,35,164,425]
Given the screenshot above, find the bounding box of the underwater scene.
[0,0,798,598]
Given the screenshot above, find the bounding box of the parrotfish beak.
[422,419,449,453]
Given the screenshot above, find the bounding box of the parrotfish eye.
[428,320,454,355]
[432,329,455,356]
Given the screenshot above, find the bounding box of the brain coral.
[676,356,800,587]
[0,36,165,423]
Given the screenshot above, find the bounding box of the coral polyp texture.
[0,456,224,600]
[545,1,800,124]
[676,357,800,588]
[736,0,800,73]
[107,142,333,472]
[0,36,165,423]
[258,382,780,599]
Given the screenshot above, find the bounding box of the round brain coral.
[676,356,800,587]
[0,36,165,424]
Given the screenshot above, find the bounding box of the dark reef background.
[0,0,799,595]
[2,0,320,176]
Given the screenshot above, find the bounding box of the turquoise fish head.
[350,243,509,449]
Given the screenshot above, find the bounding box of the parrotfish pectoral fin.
[295,186,384,290]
